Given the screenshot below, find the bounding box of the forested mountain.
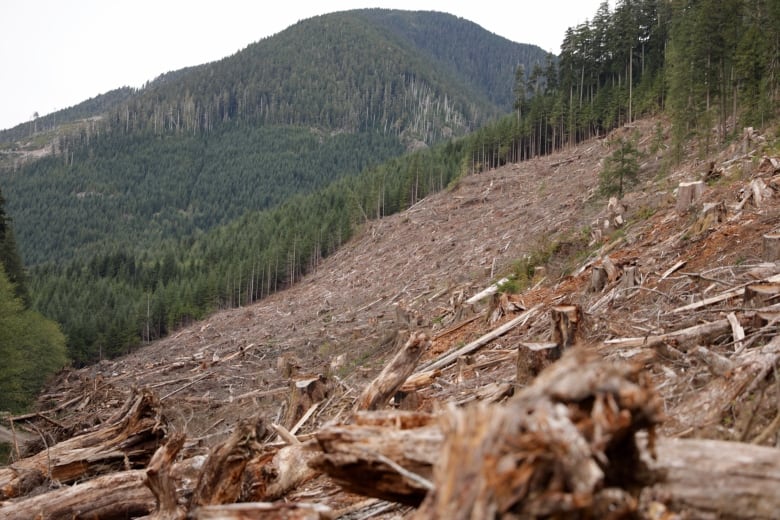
[1,1,779,375]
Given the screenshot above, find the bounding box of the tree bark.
[0,389,165,500]
[357,331,431,411]
[763,233,780,262]
[676,180,705,214]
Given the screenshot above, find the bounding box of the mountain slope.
[0,10,547,267]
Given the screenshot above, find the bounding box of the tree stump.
[590,266,608,293]
[744,283,780,309]
[763,233,780,262]
[676,180,705,214]
[550,305,581,359]
[284,375,329,428]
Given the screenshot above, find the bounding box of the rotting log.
[310,411,442,506]
[196,502,334,520]
[356,331,431,411]
[0,469,155,520]
[0,389,165,500]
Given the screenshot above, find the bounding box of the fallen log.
[603,319,731,352]
[356,331,431,411]
[241,442,319,502]
[196,502,334,520]
[312,349,780,518]
[0,389,165,500]
[311,411,442,506]
[417,304,541,373]
[0,469,155,520]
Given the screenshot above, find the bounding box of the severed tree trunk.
[356,332,431,411]
[283,375,329,429]
[763,232,780,262]
[549,304,580,358]
[0,389,165,500]
[676,180,705,214]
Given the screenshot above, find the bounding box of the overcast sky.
[0,0,608,131]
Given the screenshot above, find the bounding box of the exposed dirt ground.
[8,116,780,516]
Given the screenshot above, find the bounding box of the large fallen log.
[311,411,442,506]
[313,348,780,518]
[0,389,166,500]
[0,469,155,520]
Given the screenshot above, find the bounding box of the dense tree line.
[0,188,67,412]
[29,137,465,366]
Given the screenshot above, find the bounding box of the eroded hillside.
[5,117,780,518]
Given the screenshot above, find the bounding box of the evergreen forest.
[0,2,779,407]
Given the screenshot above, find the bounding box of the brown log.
[0,389,165,500]
[0,469,155,519]
[196,502,334,520]
[676,180,705,214]
[356,331,430,411]
[311,410,442,506]
[643,437,780,519]
[145,433,187,520]
[604,319,731,352]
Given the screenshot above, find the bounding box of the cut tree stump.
[550,304,581,357]
[676,180,705,214]
[744,282,780,308]
[241,442,319,502]
[283,375,329,428]
[356,331,430,411]
[763,232,780,262]
[590,265,607,292]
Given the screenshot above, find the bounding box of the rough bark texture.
[356,331,430,411]
[311,411,442,506]
[145,433,187,520]
[0,469,154,520]
[0,389,165,500]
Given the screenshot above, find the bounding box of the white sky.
[0,0,608,131]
